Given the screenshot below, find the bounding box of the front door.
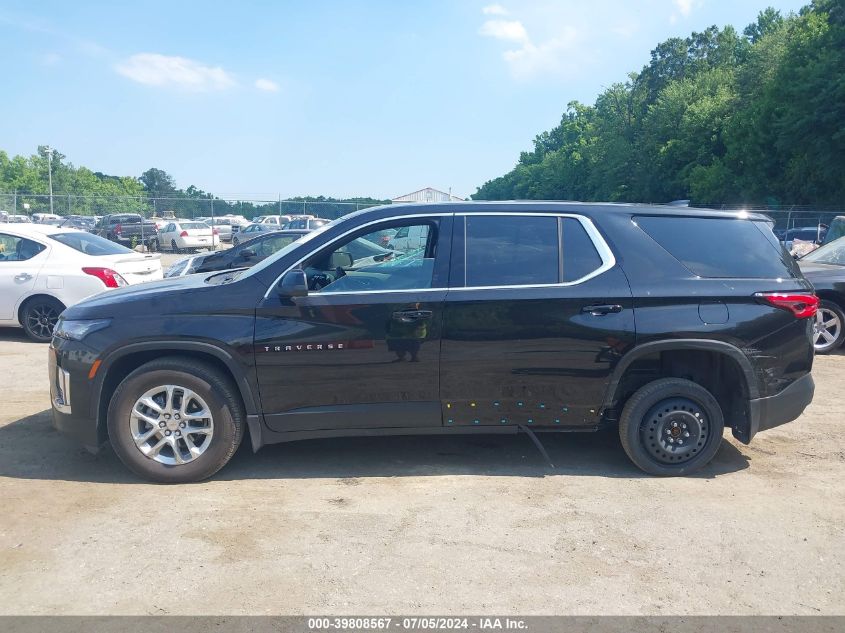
[440,213,635,428]
[255,216,453,433]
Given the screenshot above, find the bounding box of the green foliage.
[473,2,845,206]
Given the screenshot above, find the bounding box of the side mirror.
[329,251,353,269]
[278,269,308,297]
[240,248,255,259]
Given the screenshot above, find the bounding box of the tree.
[139,168,177,196]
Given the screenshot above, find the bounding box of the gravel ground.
[0,328,842,615]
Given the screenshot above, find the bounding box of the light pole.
[44,146,54,214]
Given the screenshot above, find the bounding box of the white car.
[0,224,163,341]
[387,224,429,252]
[158,220,217,252]
[259,215,293,227]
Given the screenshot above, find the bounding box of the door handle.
[392,309,433,322]
[14,273,33,282]
[581,304,623,316]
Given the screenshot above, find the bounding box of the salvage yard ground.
[0,329,842,615]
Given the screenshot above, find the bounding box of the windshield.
[49,231,135,255]
[802,236,845,266]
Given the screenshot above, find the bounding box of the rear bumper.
[738,373,815,443]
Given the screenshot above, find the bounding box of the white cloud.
[479,9,579,80]
[671,0,703,21]
[114,53,235,91]
[482,4,509,16]
[502,28,579,79]
[255,78,280,92]
[479,19,529,43]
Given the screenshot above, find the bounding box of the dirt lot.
[0,328,842,615]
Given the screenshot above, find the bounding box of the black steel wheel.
[22,297,64,342]
[619,378,724,476]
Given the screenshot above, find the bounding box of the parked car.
[0,224,162,341]
[231,222,281,246]
[820,216,845,246]
[95,214,158,250]
[387,224,428,252]
[32,213,63,224]
[194,230,311,273]
[164,230,310,277]
[58,216,97,231]
[258,215,293,228]
[49,202,817,483]
[158,220,218,252]
[283,216,330,231]
[202,217,243,243]
[777,225,828,252]
[798,236,845,354]
[6,214,32,223]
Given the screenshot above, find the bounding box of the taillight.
[114,223,122,235]
[83,267,128,288]
[755,292,819,319]
[180,230,189,237]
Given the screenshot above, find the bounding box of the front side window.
[303,222,437,293]
[254,234,302,258]
[0,233,47,261]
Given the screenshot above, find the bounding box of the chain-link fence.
[0,193,385,222]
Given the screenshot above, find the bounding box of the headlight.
[53,318,112,341]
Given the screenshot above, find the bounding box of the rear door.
[440,213,635,428]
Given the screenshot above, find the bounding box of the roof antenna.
[518,423,555,469]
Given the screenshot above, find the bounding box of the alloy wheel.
[25,304,60,340]
[814,307,842,353]
[130,385,214,465]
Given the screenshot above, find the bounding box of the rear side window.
[636,216,796,278]
[49,232,133,256]
[465,216,559,287]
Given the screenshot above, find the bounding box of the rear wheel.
[619,378,724,476]
[170,239,180,253]
[107,358,245,483]
[813,300,845,354]
[21,297,64,342]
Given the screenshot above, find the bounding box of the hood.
[62,273,225,319]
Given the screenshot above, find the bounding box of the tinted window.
[562,218,603,281]
[49,232,134,255]
[465,216,559,287]
[0,234,47,261]
[636,216,797,278]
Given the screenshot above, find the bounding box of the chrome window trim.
[262,211,616,299]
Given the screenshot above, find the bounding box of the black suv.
[49,203,817,482]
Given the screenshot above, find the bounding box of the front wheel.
[107,357,245,483]
[21,297,64,342]
[813,300,845,354]
[619,378,724,476]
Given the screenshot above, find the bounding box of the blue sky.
[0,0,809,200]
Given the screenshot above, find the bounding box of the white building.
[392,187,464,203]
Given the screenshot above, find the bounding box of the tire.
[232,237,240,246]
[21,296,64,342]
[150,238,160,252]
[619,378,724,476]
[107,357,245,483]
[170,239,180,253]
[813,300,845,354]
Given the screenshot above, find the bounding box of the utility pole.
[44,146,55,214]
